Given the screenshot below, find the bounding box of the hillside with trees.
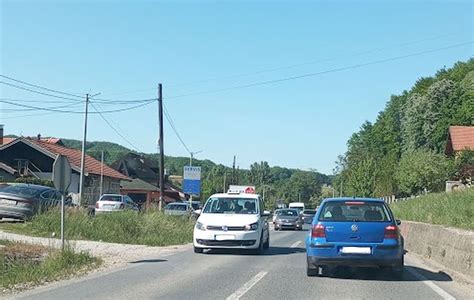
[333,59,474,198]
[58,139,331,208]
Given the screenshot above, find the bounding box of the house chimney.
[0,124,3,145]
[37,133,41,140]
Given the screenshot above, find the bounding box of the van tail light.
[120,203,125,209]
[95,202,99,209]
[384,225,398,239]
[311,224,326,238]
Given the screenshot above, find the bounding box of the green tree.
[395,149,452,195]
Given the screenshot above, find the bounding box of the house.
[112,152,186,205]
[445,126,474,156]
[0,134,130,205]
[445,125,474,192]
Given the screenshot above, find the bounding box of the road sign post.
[183,166,201,208]
[52,155,72,251]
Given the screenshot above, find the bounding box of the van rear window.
[318,202,391,222]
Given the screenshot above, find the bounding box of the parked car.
[164,202,193,217]
[274,208,303,231]
[193,189,271,254]
[95,194,139,214]
[306,198,404,277]
[0,183,63,220]
[301,209,316,224]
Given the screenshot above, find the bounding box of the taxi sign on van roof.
[228,185,256,194]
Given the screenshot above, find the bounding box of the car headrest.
[364,210,383,221]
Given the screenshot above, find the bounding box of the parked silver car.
[164,202,193,217]
[0,183,63,220]
[95,194,139,214]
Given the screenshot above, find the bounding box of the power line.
[0,76,156,104]
[1,101,83,113]
[163,104,191,154]
[0,99,156,114]
[90,102,143,152]
[0,75,84,98]
[0,81,82,102]
[166,41,473,100]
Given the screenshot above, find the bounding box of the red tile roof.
[448,126,474,151]
[1,137,16,145]
[26,139,129,180]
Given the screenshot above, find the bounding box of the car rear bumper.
[95,208,121,214]
[307,256,401,267]
[0,206,33,220]
[306,240,403,267]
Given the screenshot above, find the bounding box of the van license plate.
[215,235,235,241]
[341,247,371,254]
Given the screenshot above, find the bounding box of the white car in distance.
[193,189,271,254]
[95,194,139,214]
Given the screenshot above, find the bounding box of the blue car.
[306,198,404,277]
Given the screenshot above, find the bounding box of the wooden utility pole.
[78,94,89,206]
[158,84,165,211]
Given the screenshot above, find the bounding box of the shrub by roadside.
[1,209,195,247]
[390,188,474,230]
[0,240,100,293]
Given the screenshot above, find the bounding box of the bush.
[0,241,99,290]
[390,188,474,230]
[7,209,195,247]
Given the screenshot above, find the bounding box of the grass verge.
[1,209,195,246]
[390,188,474,230]
[0,240,100,293]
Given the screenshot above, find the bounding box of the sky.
[0,0,472,174]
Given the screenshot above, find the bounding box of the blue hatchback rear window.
[318,201,391,222]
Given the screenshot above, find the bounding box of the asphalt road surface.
[13,225,473,300]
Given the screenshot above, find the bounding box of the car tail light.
[120,203,125,209]
[384,225,398,239]
[95,202,99,209]
[311,224,326,238]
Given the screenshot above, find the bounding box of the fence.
[382,195,421,204]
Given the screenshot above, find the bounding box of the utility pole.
[232,155,236,185]
[158,84,165,211]
[100,150,104,196]
[223,172,227,192]
[189,150,203,167]
[78,93,89,206]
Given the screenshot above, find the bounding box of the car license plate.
[284,223,293,226]
[340,247,371,254]
[0,199,16,205]
[215,235,235,241]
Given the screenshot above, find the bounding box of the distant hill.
[6,135,331,206]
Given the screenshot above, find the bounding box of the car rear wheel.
[194,246,204,254]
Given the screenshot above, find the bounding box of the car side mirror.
[396,219,401,226]
[194,209,201,215]
[262,210,271,217]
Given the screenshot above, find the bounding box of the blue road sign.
[183,166,201,195]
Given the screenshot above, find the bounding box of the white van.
[289,202,305,212]
[193,189,271,254]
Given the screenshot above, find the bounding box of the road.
[13,225,473,300]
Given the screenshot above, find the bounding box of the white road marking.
[406,267,456,300]
[226,271,268,300]
[291,241,302,248]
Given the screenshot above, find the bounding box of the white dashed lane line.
[226,271,268,300]
[291,241,302,248]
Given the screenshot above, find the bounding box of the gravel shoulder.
[0,230,192,267]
